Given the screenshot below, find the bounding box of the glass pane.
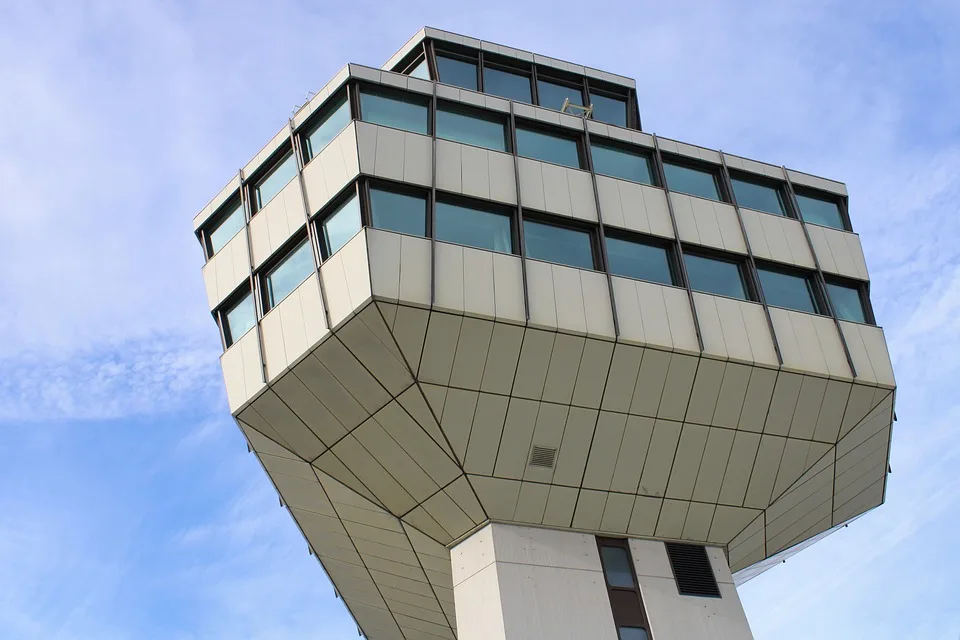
[370,187,427,236]
[684,254,747,299]
[409,58,430,80]
[265,240,314,309]
[826,281,867,323]
[663,162,720,201]
[591,142,654,185]
[516,126,581,169]
[600,546,634,588]
[208,201,245,255]
[590,92,627,128]
[436,201,513,253]
[607,237,673,286]
[255,152,297,210]
[322,193,361,257]
[523,220,593,269]
[483,65,532,103]
[436,55,477,90]
[731,177,785,216]
[796,192,845,229]
[304,94,351,160]
[758,268,819,314]
[359,87,428,135]
[537,78,583,111]
[224,292,256,347]
[436,104,508,152]
[619,627,649,640]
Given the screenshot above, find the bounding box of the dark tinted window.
[303,93,351,161]
[619,628,649,640]
[731,176,785,216]
[663,161,721,201]
[264,239,314,310]
[254,152,297,211]
[208,200,245,256]
[223,292,256,348]
[591,141,654,185]
[796,192,846,229]
[600,546,635,589]
[484,65,532,103]
[523,220,594,269]
[359,87,428,135]
[590,92,627,128]
[607,237,674,286]
[436,55,477,90]
[826,281,867,323]
[369,187,427,236]
[321,193,361,257]
[436,103,508,152]
[516,125,582,169]
[537,78,583,111]
[758,267,820,314]
[684,253,748,299]
[436,200,513,253]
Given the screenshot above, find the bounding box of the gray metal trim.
[509,100,532,323]
[237,166,268,383]
[429,81,439,307]
[718,152,784,366]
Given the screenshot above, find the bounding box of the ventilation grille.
[528,445,557,469]
[665,543,721,598]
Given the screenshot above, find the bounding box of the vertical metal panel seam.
[239,166,269,384]
[429,81,439,308]
[509,100,532,322]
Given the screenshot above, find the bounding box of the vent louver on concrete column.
[528,445,558,469]
[665,542,721,598]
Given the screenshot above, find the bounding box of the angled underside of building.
[193,27,896,640]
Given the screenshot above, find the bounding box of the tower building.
[193,27,896,640]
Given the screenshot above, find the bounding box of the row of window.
[399,41,634,129]
[216,177,871,351]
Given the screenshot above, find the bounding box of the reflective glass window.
[758,266,820,314]
[436,103,508,152]
[264,239,314,310]
[607,237,673,286]
[254,152,297,211]
[591,141,654,185]
[207,200,245,256]
[826,281,867,323]
[223,292,256,347]
[684,253,748,299]
[436,200,513,253]
[483,65,532,102]
[600,546,635,589]
[663,161,721,201]
[369,187,427,236]
[796,192,846,229]
[523,220,594,269]
[537,77,584,111]
[409,58,430,80]
[303,93,351,161]
[516,125,582,169]
[590,92,627,128]
[436,55,478,90]
[619,628,649,640]
[321,193,361,257]
[359,86,428,135]
[731,176,785,216]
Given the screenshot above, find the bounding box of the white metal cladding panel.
[739,208,815,269]
[249,179,306,268]
[433,242,525,323]
[769,307,852,379]
[670,192,747,254]
[613,277,699,353]
[301,122,360,215]
[723,153,784,181]
[517,158,598,223]
[693,293,778,366]
[194,174,241,231]
[365,229,431,308]
[595,175,674,239]
[319,230,372,329]
[201,230,250,310]
[806,224,870,281]
[526,260,615,337]
[786,168,848,197]
[243,125,291,181]
[840,321,896,388]
[435,140,518,205]
[260,274,328,381]
[355,121,432,187]
[292,65,350,129]
[222,326,265,413]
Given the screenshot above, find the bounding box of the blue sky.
[1,1,958,638]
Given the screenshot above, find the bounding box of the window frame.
[755,260,828,315]
[217,283,257,350]
[515,119,587,170]
[482,58,535,104]
[824,274,875,325]
[661,154,728,203]
[728,170,791,218]
[791,186,852,232]
[313,183,363,261]
[596,537,652,640]
[249,146,298,214]
[433,47,482,92]
[522,211,600,271]
[682,246,757,302]
[257,232,316,313]
[435,99,511,153]
[434,192,519,255]
[356,82,433,136]
[299,88,352,164]
[201,193,245,260]
[535,69,589,112]
[363,178,432,239]
[587,84,630,129]
[604,228,681,287]
[589,137,658,186]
